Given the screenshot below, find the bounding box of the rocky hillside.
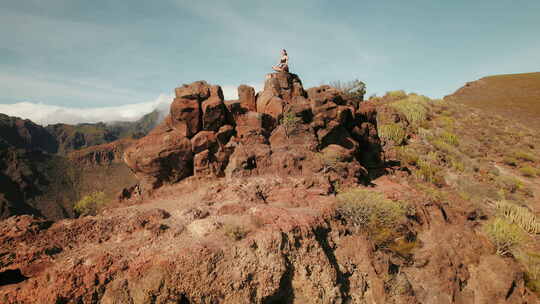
[0,114,142,220]
[445,72,540,130]
[1,72,539,303]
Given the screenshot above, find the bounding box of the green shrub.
[516,251,540,295]
[438,131,459,146]
[414,157,444,186]
[519,166,539,177]
[495,200,540,234]
[223,223,248,241]
[389,95,430,126]
[396,146,419,166]
[385,90,407,100]
[316,150,342,173]
[449,157,465,172]
[280,111,301,137]
[336,189,411,248]
[379,123,407,145]
[484,217,525,256]
[73,191,107,216]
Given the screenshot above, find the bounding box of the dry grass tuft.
[223,223,249,241]
[484,217,525,256]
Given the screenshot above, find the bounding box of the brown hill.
[445,72,540,129]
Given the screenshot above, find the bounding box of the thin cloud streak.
[0,83,263,125]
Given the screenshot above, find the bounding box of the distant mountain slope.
[445,72,540,129]
[46,109,161,154]
[0,111,156,220]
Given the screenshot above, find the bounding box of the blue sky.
[1,0,539,124]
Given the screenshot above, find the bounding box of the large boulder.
[170,81,227,137]
[174,81,211,100]
[256,72,307,121]
[123,130,193,192]
[201,85,228,132]
[238,85,256,112]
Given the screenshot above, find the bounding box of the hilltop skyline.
[1,0,540,124]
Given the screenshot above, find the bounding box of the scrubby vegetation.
[223,223,249,241]
[516,251,540,294]
[373,89,540,289]
[495,200,540,234]
[280,110,301,138]
[388,94,430,126]
[316,149,342,173]
[336,189,415,253]
[73,191,107,216]
[484,217,525,256]
[379,123,407,145]
[330,79,366,102]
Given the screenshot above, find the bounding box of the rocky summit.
[123,72,381,196]
[1,72,539,303]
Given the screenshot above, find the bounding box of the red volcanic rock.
[225,143,272,178]
[1,174,534,303]
[268,124,317,151]
[191,131,217,154]
[169,97,201,138]
[256,72,306,121]
[238,84,256,111]
[124,74,384,194]
[174,81,211,100]
[123,130,192,191]
[201,97,227,132]
[234,112,267,145]
[286,96,312,122]
[216,125,234,147]
[170,81,224,137]
[307,85,346,106]
[193,150,213,176]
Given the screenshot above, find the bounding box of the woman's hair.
[282,49,287,54]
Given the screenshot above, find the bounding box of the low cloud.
[0,95,173,126]
[0,83,263,126]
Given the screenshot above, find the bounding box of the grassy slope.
[374,90,540,294]
[445,72,540,130]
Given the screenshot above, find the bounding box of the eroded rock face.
[0,176,535,304]
[124,74,382,195]
[123,131,193,191]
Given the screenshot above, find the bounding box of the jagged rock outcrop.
[123,73,381,195]
[238,84,256,112]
